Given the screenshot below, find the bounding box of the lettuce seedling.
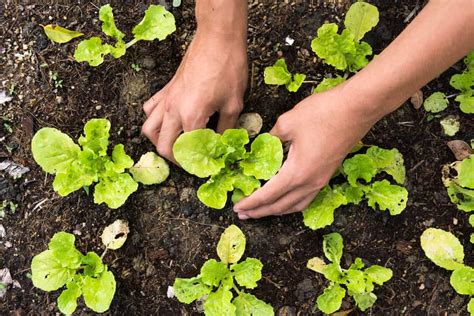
[311,1,379,73]
[442,154,474,212]
[307,232,392,314]
[172,225,274,315]
[264,58,306,92]
[450,51,474,114]
[31,232,116,315]
[173,129,283,209]
[43,4,175,66]
[31,118,169,209]
[420,228,473,315]
[303,146,408,230]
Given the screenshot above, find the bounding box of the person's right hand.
[142,32,248,161]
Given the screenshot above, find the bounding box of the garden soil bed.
[1,0,473,315]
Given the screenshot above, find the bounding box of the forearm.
[195,0,248,42]
[343,0,474,124]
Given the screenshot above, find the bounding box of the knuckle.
[141,121,152,136]
[156,143,171,158]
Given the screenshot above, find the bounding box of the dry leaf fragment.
[447,140,473,161]
[101,220,129,250]
[410,90,423,109]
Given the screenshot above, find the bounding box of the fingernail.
[233,207,242,213]
[238,214,249,220]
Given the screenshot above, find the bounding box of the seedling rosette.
[173,129,283,209]
[31,118,169,209]
[172,225,274,315]
[307,232,393,314]
[420,228,474,315]
[303,145,409,230]
[42,4,176,66]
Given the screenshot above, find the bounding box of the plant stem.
[302,80,319,84]
[232,284,241,295]
[100,248,108,260]
[125,38,139,49]
[446,93,459,99]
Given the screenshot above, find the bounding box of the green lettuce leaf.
[365,265,393,285]
[314,76,346,94]
[42,24,83,43]
[446,181,474,212]
[129,152,169,185]
[203,288,236,316]
[316,283,346,314]
[78,118,111,157]
[286,73,306,93]
[53,161,95,196]
[173,129,227,178]
[458,156,474,189]
[307,257,327,274]
[82,252,105,277]
[197,170,235,209]
[311,23,356,71]
[82,269,116,313]
[303,185,347,230]
[456,94,474,114]
[217,225,246,264]
[132,5,176,41]
[346,39,372,72]
[343,154,378,186]
[353,292,377,312]
[264,59,292,85]
[231,258,263,289]
[323,232,344,264]
[200,259,231,288]
[99,4,125,42]
[232,170,261,196]
[110,144,134,173]
[222,129,249,163]
[240,133,283,180]
[365,180,408,215]
[450,266,474,295]
[57,281,82,315]
[31,127,81,174]
[420,228,465,270]
[343,269,366,294]
[173,277,211,304]
[48,232,83,269]
[93,173,138,209]
[232,292,274,316]
[423,92,449,113]
[366,146,406,184]
[31,250,76,291]
[344,1,379,42]
[450,72,473,93]
[74,37,111,67]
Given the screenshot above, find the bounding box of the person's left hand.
[233,86,378,219]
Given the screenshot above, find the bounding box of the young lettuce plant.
[303,146,408,230]
[173,129,283,209]
[423,51,474,114]
[31,232,116,314]
[442,154,474,212]
[420,228,474,315]
[42,4,175,66]
[172,225,274,315]
[31,118,169,209]
[311,1,379,73]
[307,232,392,314]
[263,58,306,92]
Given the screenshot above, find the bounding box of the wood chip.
[410,90,423,109]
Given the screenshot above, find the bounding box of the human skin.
[142,0,474,219]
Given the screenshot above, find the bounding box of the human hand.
[142,32,248,161]
[233,86,379,219]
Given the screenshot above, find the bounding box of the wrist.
[195,0,248,43]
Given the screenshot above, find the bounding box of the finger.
[281,193,317,215]
[236,186,313,219]
[143,91,164,117]
[156,114,182,162]
[141,105,165,145]
[269,114,292,142]
[181,112,208,132]
[234,162,295,212]
[217,103,241,133]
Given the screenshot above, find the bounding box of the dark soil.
[1,0,473,315]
